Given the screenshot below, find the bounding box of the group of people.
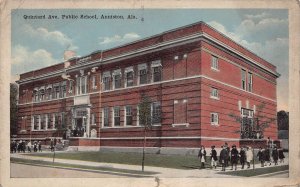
[10,140,42,153]
[198,143,285,171]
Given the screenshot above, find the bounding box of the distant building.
[16,21,280,153]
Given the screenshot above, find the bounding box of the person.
[33,141,38,152]
[239,147,246,169]
[272,146,279,165]
[210,145,218,169]
[246,146,253,169]
[219,146,228,171]
[198,145,206,169]
[12,141,17,153]
[27,141,32,152]
[257,147,265,167]
[22,140,26,153]
[230,145,239,170]
[278,148,285,163]
[264,147,271,166]
[224,142,230,167]
[38,141,42,152]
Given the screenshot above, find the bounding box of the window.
[61,112,65,129]
[53,83,60,99]
[211,56,219,70]
[248,72,253,92]
[92,75,97,90]
[152,102,161,124]
[33,88,38,102]
[68,80,73,94]
[151,60,162,82]
[241,69,246,90]
[211,113,219,125]
[47,114,51,129]
[173,99,188,124]
[138,64,147,85]
[39,87,45,101]
[210,88,219,99]
[125,69,134,87]
[91,113,95,125]
[61,81,67,97]
[113,70,122,89]
[34,115,40,130]
[103,107,109,127]
[76,76,87,95]
[46,85,52,100]
[125,106,133,126]
[113,106,120,126]
[41,114,46,130]
[102,72,111,91]
[241,108,254,118]
[53,113,59,129]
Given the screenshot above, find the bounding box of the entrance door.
[74,118,84,137]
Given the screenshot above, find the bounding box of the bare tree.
[138,93,152,172]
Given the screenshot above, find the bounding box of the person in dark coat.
[38,141,42,152]
[230,145,239,170]
[264,147,271,166]
[50,139,54,152]
[272,146,279,165]
[210,145,218,169]
[257,147,265,167]
[239,147,246,169]
[219,146,228,171]
[198,145,207,169]
[224,142,230,167]
[33,141,38,152]
[278,148,285,163]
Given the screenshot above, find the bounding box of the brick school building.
[15,21,280,154]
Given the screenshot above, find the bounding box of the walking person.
[210,145,218,169]
[230,145,239,170]
[239,147,246,169]
[264,147,271,166]
[38,141,42,152]
[198,145,206,169]
[219,146,228,171]
[257,147,265,167]
[278,148,285,163]
[246,146,253,169]
[272,146,279,165]
[224,142,230,168]
[33,141,38,152]
[50,139,54,152]
[27,141,32,152]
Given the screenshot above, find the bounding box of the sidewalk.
[10,152,289,178]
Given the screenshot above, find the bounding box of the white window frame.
[151,102,161,125]
[76,76,87,95]
[113,106,120,126]
[102,71,111,91]
[138,63,147,85]
[211,113,219,125]
[241,69,246,90]
[211,56,219,71]
[210,87,219,99]
[125,67,134,88]
[125,105,133,126]
[151,60,162,83]
[92,75,97,90]
[112,69,122,90]
[248,72,253,92]
[91,113,96,125]
[102,107,110,127]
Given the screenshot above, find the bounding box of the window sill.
[172,123,189,127]
[210,123,219,126]
[210,96,220,100]
[211,67,220,72]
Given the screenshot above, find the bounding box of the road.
[10,163,134,178]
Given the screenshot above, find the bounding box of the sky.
[11,9,289,111]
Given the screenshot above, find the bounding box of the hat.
[232,144,236,148]
[211,145,215,148]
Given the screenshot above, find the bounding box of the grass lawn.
[25,151,202,170]
[219,165,289,177]
[11,157,158,177]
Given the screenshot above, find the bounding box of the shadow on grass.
[218,165,289,177]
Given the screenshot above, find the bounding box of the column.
[86,108,90,137]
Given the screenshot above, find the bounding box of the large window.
[102,72,111,91]
[53,113,59,129]
[125,106,133,126]
[248,72,253,92]
[113,106,120,126]
[91,113,95,125]
[211,113,219,125]
[103,107,110,127]
[138,63,147,85]
[53,83,60,99]
[113,70,122,89]
[76,76,87,95]
[33,88,38,102]
[211,56,219,70]
[41,114,46,130]
[46,85,52,100]
[241,69,246,90]
[61,81,67,97]
[151,60,162,82]
[39,87,45,101]
[152,102,161,124]
[125,67,134,87]
[34,115,40,130]
[46,114,51,129]
[91,75,97,90]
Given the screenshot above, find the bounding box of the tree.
[138,93,152,172]
[10,83,19,137]
[229,103,276,139]
[277,110,289,130]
